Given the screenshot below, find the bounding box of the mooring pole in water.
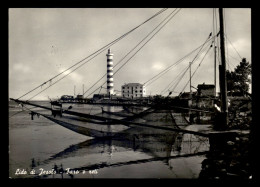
[218,8,228,128]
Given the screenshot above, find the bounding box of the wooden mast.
[218,8,228,128]
[189,61,192,124]
[214,46,217,97]
[190,61,192,97]
[213,9,217,97]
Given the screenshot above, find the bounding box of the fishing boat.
[10,8,251,178]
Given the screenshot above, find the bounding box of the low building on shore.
[121,83,146,99]
[197,83,215,97]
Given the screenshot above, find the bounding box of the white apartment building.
[121,83,146,98]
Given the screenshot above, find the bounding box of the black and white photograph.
[8,8,253,179]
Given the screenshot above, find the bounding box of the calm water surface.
[9,100,209,178]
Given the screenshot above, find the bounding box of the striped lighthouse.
[106,48,114,96]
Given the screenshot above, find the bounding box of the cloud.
[9,8,251,99]
[228,38,250,58]
[58,68,83,83]
[151,62,165,71]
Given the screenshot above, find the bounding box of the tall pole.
[214,46,217,97]
[219,8,228,127]
[190,61,192,97]
[189,61,192,124]
[213,8,217,97]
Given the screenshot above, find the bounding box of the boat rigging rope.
[85,9,182,98]
[160,64,191,95]
[179,42,213,94]
[168,41,214,95]
[227,53,242,63]
[83,8,180,96]
[224,9,232,72]
[225,33,243,70]
[143,34,216,88]
[162,40,213,96]
[87,35,214,98]
[17,8,168,101]
[113,9,182,78]
[225,34,242,60]
[145,33,215,90]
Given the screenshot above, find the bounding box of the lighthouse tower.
[106,48,114,96]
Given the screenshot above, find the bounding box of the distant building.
[179,92,195,99]
[178,92,196,107]
[197,83,215,97]
[195,83,215,109]
[122,83,146,98]
[76,95,83,99]
[60,95,74,101]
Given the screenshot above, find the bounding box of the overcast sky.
[9,8,251,100]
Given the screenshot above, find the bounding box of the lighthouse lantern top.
[107,48,113,56]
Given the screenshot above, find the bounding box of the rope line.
[180,43,213,94]
[85,9,182,98]
[160,64,190,95]
[143,34,216,87]
[225,34,243,60]
[17,8,168,100]
[166,40,214,94]
[146,33,215,94]
[83,8,179,96]
[113,9,182,79]
[167,64,191,94]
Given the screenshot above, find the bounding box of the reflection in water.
[32,124,209,178]
[10,102,210,178]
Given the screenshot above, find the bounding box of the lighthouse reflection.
[26,105,209,178]
[34,124,209,178]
